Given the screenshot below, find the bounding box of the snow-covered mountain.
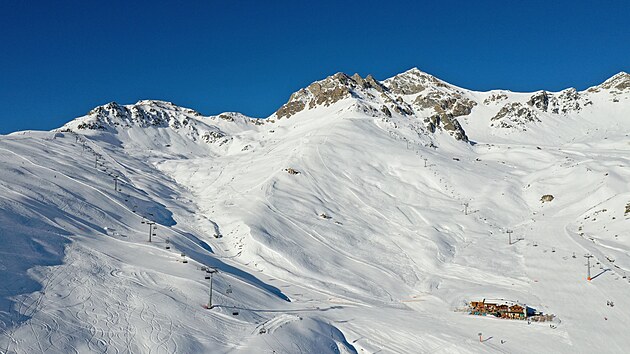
[1,68,630,353]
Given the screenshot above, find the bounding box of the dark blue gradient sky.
[1,0,628,133]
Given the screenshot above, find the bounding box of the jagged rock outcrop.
[424,112,468,141]
[384,68,449,95]
[527,91,551,112]
[80,101,202,130]
[483,93,509,105]
[596,72,630,92]
[66,100,247,147]
[56,68,630,153]
[273,68,472,141]
[541,194,555,203]
[491,102,540,129]
[484,83,600,131]
[275,73,355,118]
[413,91,477,141]
[413,91,477,117]
[414,92,472,141]
[275,72,390,119]
[526,89,590,115]
[382,69,473,141]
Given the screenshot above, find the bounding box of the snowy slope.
[1,70,630,353]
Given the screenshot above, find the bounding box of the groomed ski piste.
[1,69,629,353]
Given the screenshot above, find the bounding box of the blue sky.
[1,0,628,134]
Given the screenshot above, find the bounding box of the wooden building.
[469,300,530,320]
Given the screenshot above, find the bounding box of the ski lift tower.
[146,221,156,242]
[585,254,593,281]
[205,267,218,309]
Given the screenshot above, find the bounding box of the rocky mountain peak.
[65,98,259,142]
[274,72,387,119]
[273,69,471,142]
[383,67,450,95]
[79,101,199,130]
[598,72,630,91]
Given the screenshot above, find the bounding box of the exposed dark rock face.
[526,89,589,115]
[274,67,473,145]
[411,91,474,141]
[81,101,204,130]
[381,105,392,117]
[274,68,630,142]
[597,72,630,91]
[275,72,393,119]
[275,73,353,118]
[424,111,468,141]
[541,194,555,203]
[491,103,540,129]
[528,91,551,112]
[483,93,509,105]
[73,100,238,146]
[414,92,476,117]
[385,68,449,95]
[276,99,306,119]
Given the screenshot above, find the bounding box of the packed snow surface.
[1,71,630,353]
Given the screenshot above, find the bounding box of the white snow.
[1,71,629,353]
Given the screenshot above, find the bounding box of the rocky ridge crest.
[66,100,247,146]
[275,68,471,142]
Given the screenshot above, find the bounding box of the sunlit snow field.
[1,74,629,353]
